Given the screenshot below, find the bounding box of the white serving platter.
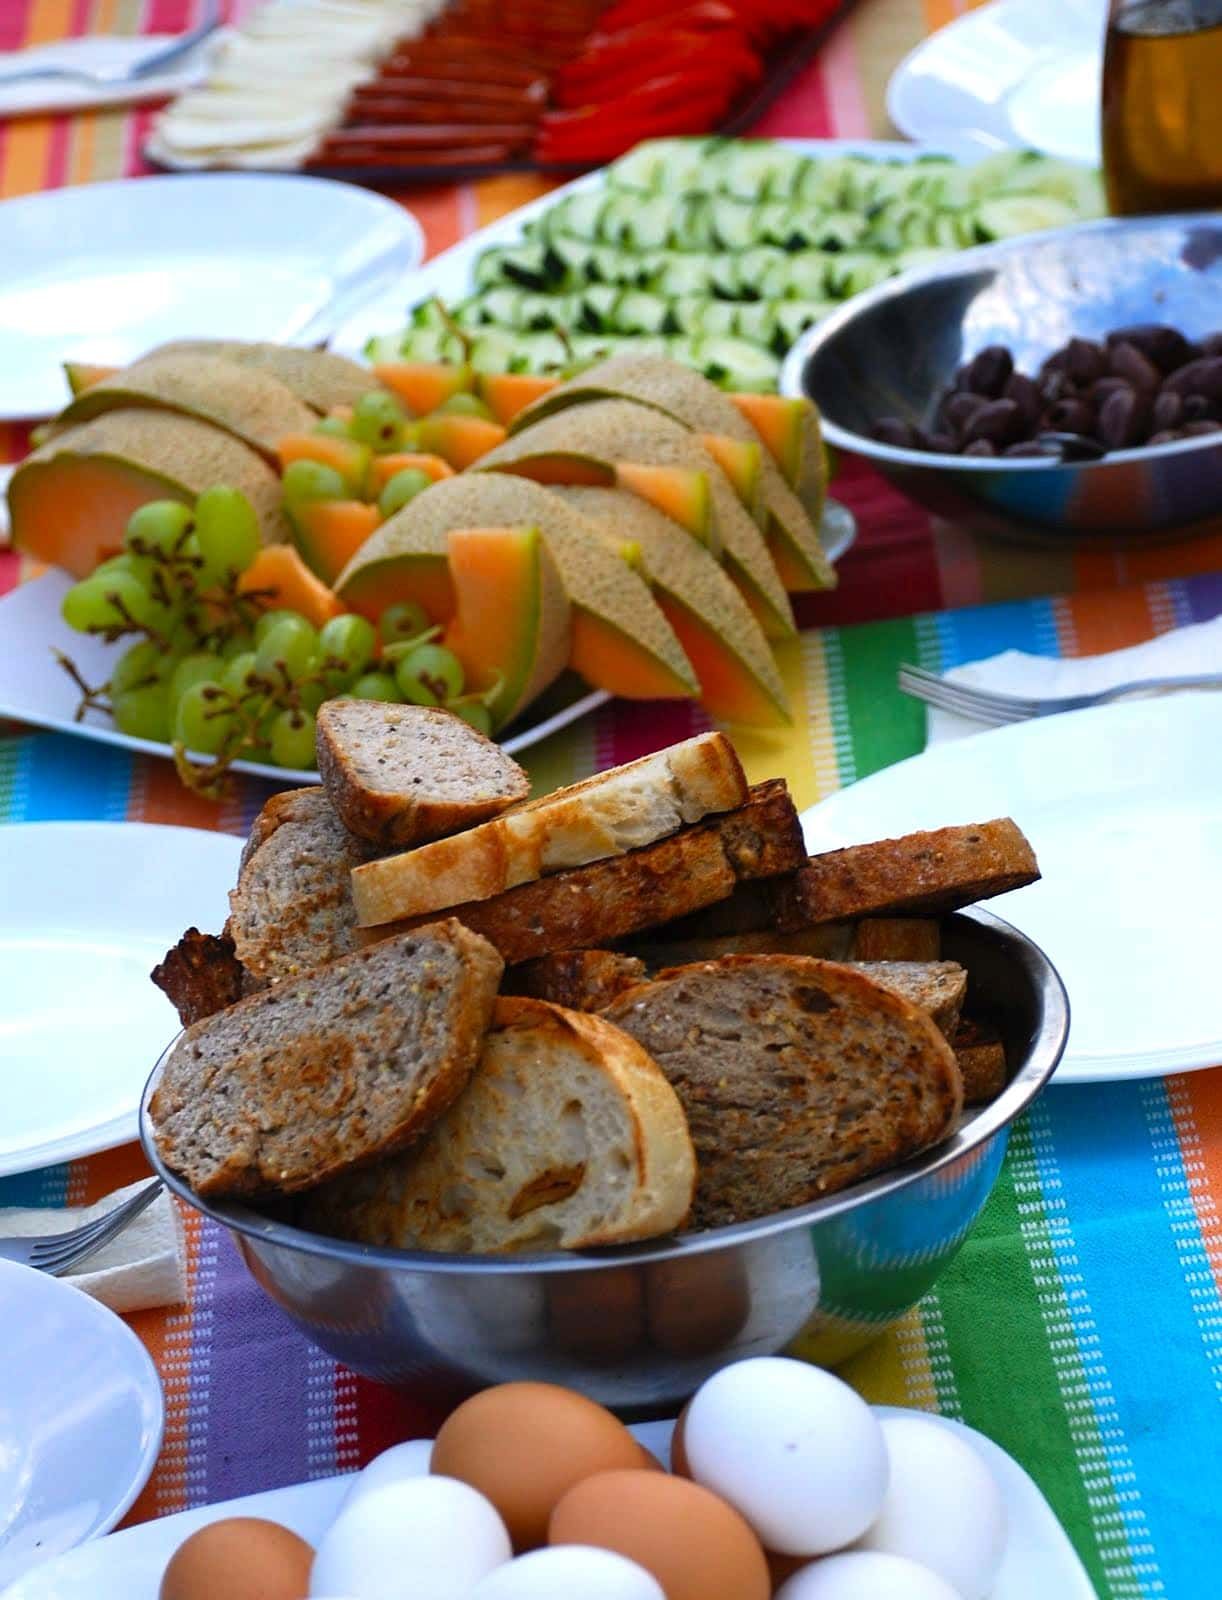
[4,1409,1095,1597]
[801,693,1222,1085]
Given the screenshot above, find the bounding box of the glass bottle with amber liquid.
[1101,0,1222,212]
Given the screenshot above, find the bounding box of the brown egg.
[767,1549,808,1591]
[645,1253,750,1358]
[670,1402,692,1478]
[159,1518,313,1600]
[549,1468,770,1600]
[432,1381,644,1551]
[547,1267,646,1365]
[637,1444,666,1472]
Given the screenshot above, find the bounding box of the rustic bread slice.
[350,731,747,928]
[951,1018,1009,1104]
[303,997,697,1253]
[506,949,648,1012]
[359,779,806,965]
[316,701,530,849]
[603,956,963,1230]
[852,918,941,961]
[849,960,967,1036]
[228,787,378,982]
[626,916,942,969]
[152,927,266,1027]
[149,921,504,1199]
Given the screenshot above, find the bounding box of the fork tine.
[897,666,1041,722]
[32,1181,163,1275]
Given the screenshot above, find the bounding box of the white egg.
[683,1356,888,1555]
[310,1475,511,1600]
[340,1438,434,1509]
[775,1550,962,1599]
[468,1545,666,1599]
[856,1414,1006,1598]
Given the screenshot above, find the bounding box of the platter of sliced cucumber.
[330,138,1105,393]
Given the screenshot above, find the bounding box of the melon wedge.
[479,399,795,638]
[374,360,474,417]
[63,361,118,396]
[615,462,713,544]
[292,499,382,586]
[239,544,343,628]
[7,410,288,579]
[414,413,508,469]
[477,372,561,426]
[445,525,571,728]
[57,354,317,463]
[728,393,808,485]
[143,341,378,415]
[698,434,765,523]
[555,487,790,727]
[366,452,455,495]
[276,433,371,494]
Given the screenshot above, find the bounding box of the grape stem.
[430,297,474,362]
[52,649,111,723]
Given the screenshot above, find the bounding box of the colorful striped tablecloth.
[2,4,1222,1598]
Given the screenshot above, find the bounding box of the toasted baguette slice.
[952,1018,1009,1104]
[506,949,648,1012]
[304,997,697,1253]
[603,956,962,1230]
[360,780,806,965]
[849,960,966,1036]
[626,924,858,968]
[351,731,747,928]
[852,918,941,961]
[149,922,503,1199]
[229,787,378,981]
[316,701,530,849]
[152,927,265,1027]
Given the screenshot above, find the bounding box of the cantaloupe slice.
[374,361,475,417]
[291,499,382,585]
[569,612,697,700]
[7,410,288,579]
[239,544,343,628]
[276,433,371,494]
[477,372,561,426]
[488,454,613,487]
[57,354,317,463]
[143,341,378,415]
[63,361,118,396]
[728,393,808,485]
[413,413,508,469]
[614,463,713,544]
[698,434,764,523]
[554,487,790,727]
[444,525,571,728]
[366,452,455,495]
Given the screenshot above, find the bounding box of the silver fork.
[0,1179,163,1276]
[0,1,220,87]
[897,662,1222,727]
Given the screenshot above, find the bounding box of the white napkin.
[0,1179,186,1314]
[926,615,1222,745]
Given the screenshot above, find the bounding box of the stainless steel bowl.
[141,907,1067,1416]
[780,213,1222,538]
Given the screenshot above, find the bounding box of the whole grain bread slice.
[316,701,530,849]
[359,779,806,965]
[603,955,963,1230]
[951,1018,1009,1104]
[350,730,747,928]
[849,960,967,1036]
[303,996,697,1253]
[149,921,503,1199]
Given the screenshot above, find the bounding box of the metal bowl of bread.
[780,213,1222,538]
[142,712,1068,1414]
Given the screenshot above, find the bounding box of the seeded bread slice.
[350,730,747,928]
[316,701,530,849]
[303,997,696,1253]
[849,960,967,1036]
[149,922,503,1199]
[603,955,963,1230]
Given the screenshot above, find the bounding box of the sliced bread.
[149,921,504,1199]
[849,960,967,1036]
[505,949,648,1012]
[951,1018,1009,1104]
[152,927,265,1027]
[316,701,530,849]
[350,730,747,928]
[603,955,963,1230]
[303,996,697,1253]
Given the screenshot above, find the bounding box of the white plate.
[0,1260,164,1588]
[4,1410,1093,1597]
[0,28,221,120]
[887,0,1105,166]
[0,173,424,420]
[0,821,241,1176]
[800,694,1222,1084]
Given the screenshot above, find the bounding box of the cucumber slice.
[670,193,716,252]
[612,289,671,334]
[646,252,719,297]
[975,194,1078,240]
[607,138,687,193]
[794,156,854,208]
[363,331,407,362]
[825,252,896,298]
[774,253,834,300]
[678,336,781,392]
[692,300,740,337]
[720,139,797,202]
[548,189,606,242]
[732,301,778,348]
[709,198,758,251]
[394,327,465,364]
[598,193,672,252]
[809,211,867,253]
[772,300,833,346]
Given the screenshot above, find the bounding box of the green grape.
[112,682,172,742]
[350,671,399,703]
[253,607,303,646]
[174,681,238,755]
[378,600,430,645]
[269,708,317,769]
[169,652,225,708]
[318,613,377,678]
[194,486,261,580]
[220,630,255,662]
[255,616,319,683]
[110,639,168,695]
[282,460,345,507]
[221,651,262,699]
[451,700,493,735]
[299,679,327,714]
[350,390,406,451]
[437,393,493,419]
[314,415,351,439]
[62,571,153,633]
[395,643,464,706]
[377,468,432,519]
[123,500,193,559]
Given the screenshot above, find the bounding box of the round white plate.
[4,1409,1092,1596]
[887,0,1105,166]
[801,693,1222,1084]
[0,173,424,420]
[0,821,242,1176]
[0,1260,164,1588]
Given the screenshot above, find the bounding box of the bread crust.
[505,949,647,1012]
